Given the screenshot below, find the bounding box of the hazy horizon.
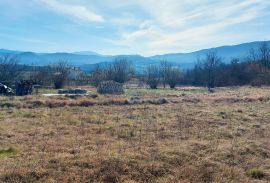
[0,0,270,56]
[0,40,269,57]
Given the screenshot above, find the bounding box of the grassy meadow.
[0,86,270,182]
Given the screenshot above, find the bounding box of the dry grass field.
[0,86,270,183]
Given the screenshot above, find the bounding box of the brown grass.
[0,86,270,182]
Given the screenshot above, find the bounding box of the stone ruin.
[97,80,124,95]
[15,80,34,96]
[58,88,88,95]
[0,83,14,96]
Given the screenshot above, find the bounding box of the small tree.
[159,60,171,88]
[75,72,91,85]
[144,65,160,89]
[90,59,135,87]
[29,66,52,86]
[90,64,107,87]
[247,42,270,85]
[202,51,221,90]
[50,61,71,89]
[110,59,135,83]
[166,67,181,89]
[0,55,21,84]
[258,42,270,71]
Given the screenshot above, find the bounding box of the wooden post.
[33,85,41,95]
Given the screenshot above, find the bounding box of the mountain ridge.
[0,41,269,70]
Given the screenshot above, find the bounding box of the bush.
[0,147,17,158]
[249,168,264,179]
[144,65,160,89]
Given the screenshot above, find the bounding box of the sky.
[0,0,270,56]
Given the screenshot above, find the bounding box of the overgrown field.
[0,87,270,182]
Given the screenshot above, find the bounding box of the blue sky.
[0,0,269,56]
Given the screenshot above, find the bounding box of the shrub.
[0,147,17,158]
[249,168,265,179]
[77,100,95,107]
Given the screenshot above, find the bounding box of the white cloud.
[40,0,104,23]
[1,0,270,55]
[107,0,270,55]
[0,32,55,45]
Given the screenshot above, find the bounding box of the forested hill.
[0,41,269,71]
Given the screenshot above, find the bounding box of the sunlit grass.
[125,87,208,96]
[0,148,17,158]
[0,86,270,182]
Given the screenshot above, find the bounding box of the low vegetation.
[0,147,17,158]
[0,86,270,182]
[0,42,269,182]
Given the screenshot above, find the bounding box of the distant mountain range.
[0,41,269,72]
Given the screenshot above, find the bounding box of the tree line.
[0,42,269,89]
[0,58,72,89]
[90,59,182,89]
[182,42,270,90]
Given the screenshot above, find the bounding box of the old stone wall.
[97,80,124,95]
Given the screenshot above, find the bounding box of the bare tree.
[258,42,270,70]
[75,72,91,85]
[50,61,71,89]
[90,64,106,87]
[144,65,160,89]
[248,48,258,63]
[110,59,135,83]
[246,42,270,85]
[181,43,270,87]
[90,59,135,86]
[0,55,21,84]
[248,42,270,70]
[202,51,221,90]
[159,60,171,88]
[166,67,182,89]
[29,65,52,86]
